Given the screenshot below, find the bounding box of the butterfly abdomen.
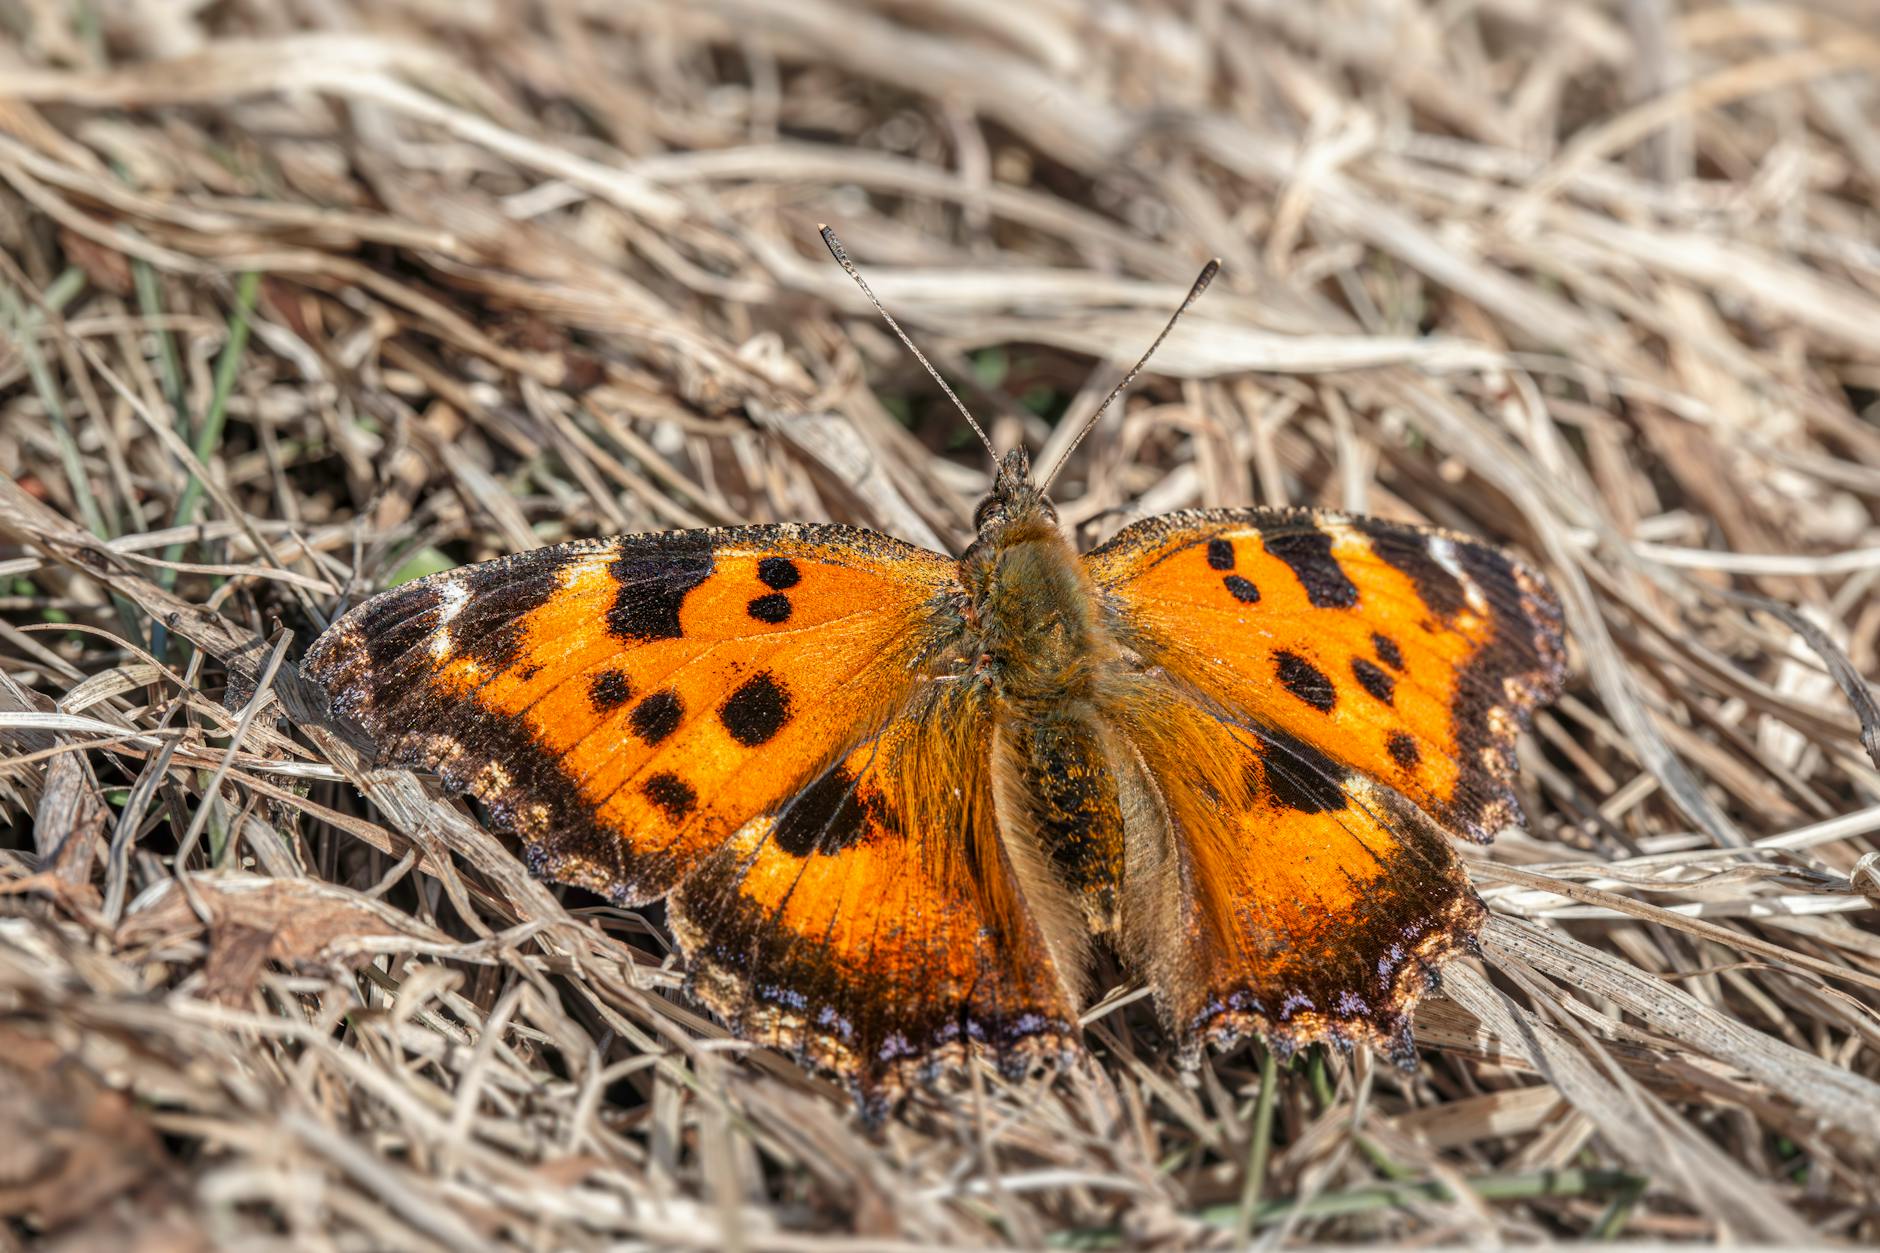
[991,706,1126,933]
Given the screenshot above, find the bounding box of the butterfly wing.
[670,677,1080,1113]
[304,524,1078,1106]
[1107,678,1483,1058]
[1085,508,1565,842]
[1084,508,1563,1055]
[302,525,966,904]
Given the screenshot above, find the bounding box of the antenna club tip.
[1188,259,1222,299]
[816,222,830,231]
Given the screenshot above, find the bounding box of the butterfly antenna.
[1038,259,1220,493]
[819,225,999,466]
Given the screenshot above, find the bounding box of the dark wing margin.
[304,538,645,895]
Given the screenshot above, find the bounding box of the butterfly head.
[972,446,1058,537]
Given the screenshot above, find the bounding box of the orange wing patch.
[1086,508,1564,843]
[302,526,964,904]
[670,679,1080,1115]
[1109,679,1483,1060]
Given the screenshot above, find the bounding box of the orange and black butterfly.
[303,232,1565,1117]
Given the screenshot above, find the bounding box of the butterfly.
[302,231,1565,1118]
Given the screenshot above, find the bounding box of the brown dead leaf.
[0,1024,206,1252]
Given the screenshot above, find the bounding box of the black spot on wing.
[589,669,633,711]
[1275,651,1336,711]
[1224,575,1261,604]
[721,672,791,746]
[1264,530,1358,609]
[609,548,714,643]
[757,557,801,589]
[1206,538,1235,570]
[1388,732,1421,769]
[642,771,697,821]
[1372,632,1405,671]
[772,765,875,857]
[747,592,792,624]
[630,690,683,744]
[1351,657,1395,705]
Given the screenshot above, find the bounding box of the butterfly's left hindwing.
[670,679,1080,1113]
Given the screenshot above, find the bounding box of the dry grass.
[3,0,1880,1247]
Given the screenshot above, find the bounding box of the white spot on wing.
[1429,536,1488,613]
[429,579,469,659]
[1427,536,1465,582]
[1331,529,1368,562]
[437,578,469,624]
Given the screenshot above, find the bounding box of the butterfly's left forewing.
[304,525,962,904]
